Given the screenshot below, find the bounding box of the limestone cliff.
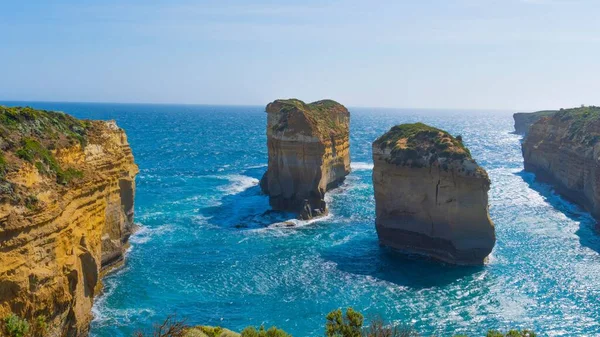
[372,123,495,265]
[0,106,138,336]
[260,99,350,219]
[513,110,557,135]
[522,106,600,219]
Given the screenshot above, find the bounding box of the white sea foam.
[129,224,174,245]
[217,174,259,195]
[266,212,334,229]
[350,162,374,171]
[246,164,268,169]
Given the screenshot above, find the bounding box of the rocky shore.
[260,99,350,219]
[522,106,600,219]
[372,123,495,265]
[0,106,138,336]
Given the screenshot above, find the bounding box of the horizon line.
[0,98,539,113]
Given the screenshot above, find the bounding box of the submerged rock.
[0,106,138,336]
[522,106,600,219]
[372,123,495,265]
[513,110,557,135]
[260,99,350,219]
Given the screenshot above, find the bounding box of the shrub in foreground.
[134,309,537,337]
[240,326,291,337]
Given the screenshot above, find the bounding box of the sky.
[1,0,599,110]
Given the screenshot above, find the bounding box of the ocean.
[2,101,599,337]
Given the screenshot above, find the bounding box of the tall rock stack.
[372,123,495,265]
[0,106,138,336]
[522,106,600,219]
[260,99,350,219]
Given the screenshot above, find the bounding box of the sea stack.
[522,106,600,219]
[513,110,557,135]
[372,123,495,265]
[0,106,138,336]
[260,99,350,219]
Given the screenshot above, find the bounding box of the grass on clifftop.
[269,98,348,137]
[374,123,472,165]
[0,106,89,204]
[553,105,600,145]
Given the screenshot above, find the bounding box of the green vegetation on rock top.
[514,110,557,118]
[374,122,472,165]
[267,98,348,137]
[0,106,91,204]
[552,105,600,145]
[0,106,89,146]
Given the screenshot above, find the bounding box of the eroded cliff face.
[372,123,495,265]
[260,99,350,219]
[0,106,138,336]
[522,106,600,219]
[513,110,557,135]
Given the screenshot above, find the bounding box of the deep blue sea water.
[2,101,600,337]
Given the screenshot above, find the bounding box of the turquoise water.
[2,102,600,337]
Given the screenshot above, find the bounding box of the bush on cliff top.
[374,123,472,165]
[553,105,600,145]
[0,106,87,199]
[269,98,348,137]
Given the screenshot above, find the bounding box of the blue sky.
[1,0,599,110]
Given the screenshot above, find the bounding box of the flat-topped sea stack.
[523,106,600,219]
[0,106,138,336]
[513,110,557,135]
[260,99,350,219]
[372,123,495,265]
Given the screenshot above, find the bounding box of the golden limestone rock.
[522,106,600,219]
[0,106,138,336]
[372,123,495,265]
[260,99,350,219]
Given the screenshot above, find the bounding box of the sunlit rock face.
[0,106,138,336]
[260,99,350,219]
[522,106,600,219]
[513,110,557,135]
[372,123,495,265]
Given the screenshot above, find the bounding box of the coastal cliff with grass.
[513,110,557,135]
[522,106,600,219]
[0,106,138,336]
[260,99,350,219]
[372,123,495,265]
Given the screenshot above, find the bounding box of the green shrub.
[325,308,363,337]
[487,330,536,337]
[362,317,418,337]
[240,326,291,337]
[200,326,224,337]
[31,315,48,337]
[0,152,7,178]
[56,167,83,185]
[24,195,39,210]
[3,314,30,337]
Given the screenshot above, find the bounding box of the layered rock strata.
[372,123,495,265]
[522,106,600,219]
[513,110,557,135]
[0,106,138,336]
[260,99,350,219]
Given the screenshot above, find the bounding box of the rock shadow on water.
[200,182,298,230]
[516,170,600,255]
[321,238,484,289]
